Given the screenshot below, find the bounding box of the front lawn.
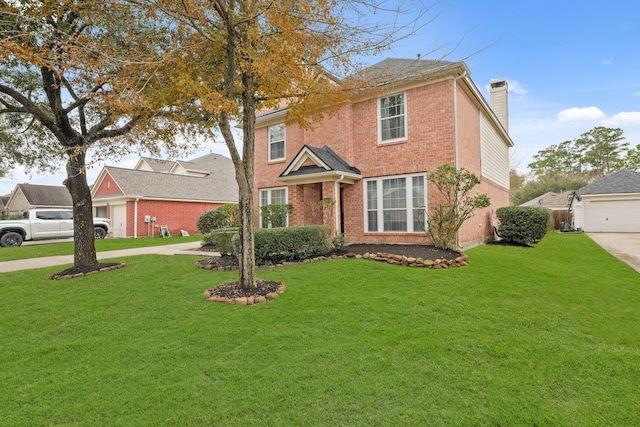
[0,234,203,262]
[0,233,638,425]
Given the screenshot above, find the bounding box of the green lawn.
[0,234,203,262]
[1,233,638,426]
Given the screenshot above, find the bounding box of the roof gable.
[279,145,361,185]
[135,157,174,172]
[579,169,640,195]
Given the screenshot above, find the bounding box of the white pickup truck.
[0,209,112,247]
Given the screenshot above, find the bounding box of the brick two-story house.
[254,58,513,249]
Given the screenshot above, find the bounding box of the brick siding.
[255,78,511,248]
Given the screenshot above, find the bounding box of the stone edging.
[196,251,468,271]
[346,252,469,268]
[204,282,286,305]
[49,263,127,280]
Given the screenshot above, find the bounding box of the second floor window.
[379,93,406,143]
[269,123,285,161]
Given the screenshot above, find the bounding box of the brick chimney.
[489,80,509,133]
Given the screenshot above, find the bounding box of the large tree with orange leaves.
[0,1,196,269]
[145,0,432,289]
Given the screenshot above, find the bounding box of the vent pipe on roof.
[489,79,509,133]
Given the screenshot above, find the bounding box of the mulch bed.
[338,243,460,260]
[50,262,126,280]
[204,280,286,305]
[201,244,460,269]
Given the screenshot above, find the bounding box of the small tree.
[260,204,294,228]
[419,164,490,250]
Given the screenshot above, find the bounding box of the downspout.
[453,70,467,248]
[335,176,345,236]
[133,198,139,239]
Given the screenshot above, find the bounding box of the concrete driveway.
[587,233,640,274]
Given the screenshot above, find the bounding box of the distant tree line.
[511,126,638,205]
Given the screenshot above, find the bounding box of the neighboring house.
[91,153,239,237]
[520,191,573,229]
[254,58,513,249]
[3,183,72,215]
[0,194,9,216]
[520,192,572,211]
[574,169,640,232]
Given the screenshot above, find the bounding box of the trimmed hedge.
[197,210,227,234]
[496,207,551,246]
[196,204,240,234]
[233,225,332,265]
[202,228,238,255]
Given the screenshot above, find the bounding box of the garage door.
[582,199,640,232]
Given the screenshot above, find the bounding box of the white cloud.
[603,112,640,127]
[634,91,640,97]
[507,80,528,96]
[601,58,613,65]
[557,106,606,122]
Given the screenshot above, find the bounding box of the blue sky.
[1,0,639,195]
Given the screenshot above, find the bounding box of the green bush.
[260,204,293,228]
[197,204,240,234]
[233,225,332,265]
[217,204,240,227]
[197,210,226,234]
[203,227,238,254]
[496,207,550,246]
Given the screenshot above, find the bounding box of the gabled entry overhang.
[278,145,362,185]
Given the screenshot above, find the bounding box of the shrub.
[233,225,332,265]
[496,207,550,246]
[197,204,240,233]
[203,227,238,254]
[217,204,239,227]
[197,210,226,234]
[418,164,490,250]
[260,204,293,228]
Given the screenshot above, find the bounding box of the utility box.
[144,215,151,223]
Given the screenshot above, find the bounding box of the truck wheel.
[1,232,24,247]
[94,227,107,240]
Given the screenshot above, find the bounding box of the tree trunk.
[63,151,98,267]
[237,183,256,289]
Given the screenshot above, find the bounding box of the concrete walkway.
[0,242,218,273]
[587,233,640,274]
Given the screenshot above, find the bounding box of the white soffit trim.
[277,171,361,185]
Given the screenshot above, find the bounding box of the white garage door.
[583,199,640,232]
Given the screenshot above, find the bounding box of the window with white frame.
[268,123,285,161]
[260,187,288,228]
[365,174,426,233]
[379,93,406,143]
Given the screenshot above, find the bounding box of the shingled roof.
[277,145,362,185]
[97,166,238,202]
[139,157,174,172]
[16,184,72,207]
[578,169,640,195]
[348,58,462,87]
[520,192,572,209]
